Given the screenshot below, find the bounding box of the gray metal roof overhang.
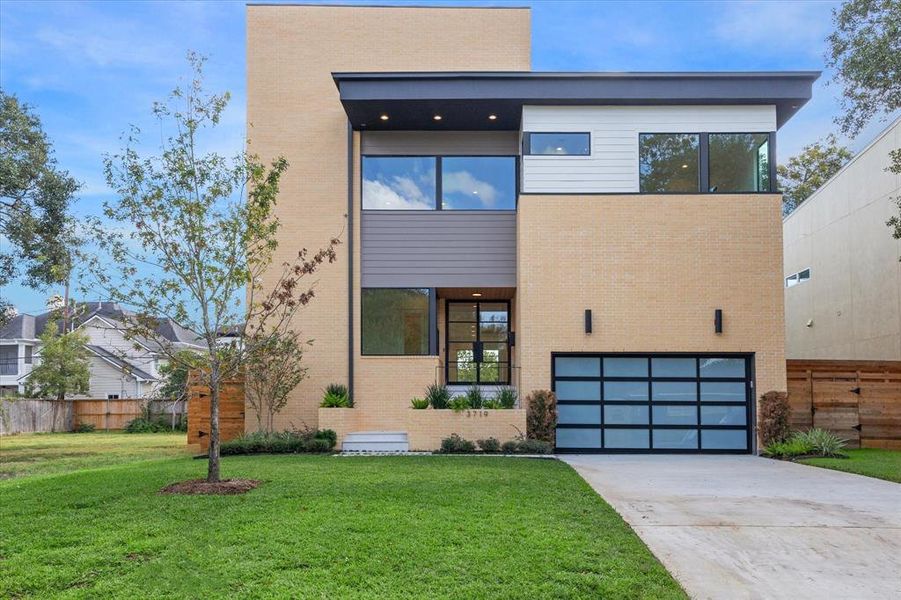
[332,71,820,131]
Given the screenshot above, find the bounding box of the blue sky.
[0,0,894,313]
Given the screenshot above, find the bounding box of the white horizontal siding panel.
[522,105,777,194]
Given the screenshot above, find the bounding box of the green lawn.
[0,432,190,479]
[800,448,901,483]
[0,454,685,599]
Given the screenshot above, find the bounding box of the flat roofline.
[248,3,529,8]
[334,70,819,130]
[333,70,821,81]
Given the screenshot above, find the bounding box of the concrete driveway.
[561,455,901,599]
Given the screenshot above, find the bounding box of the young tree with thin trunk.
[90,53,339,483]
[24,327,90,401]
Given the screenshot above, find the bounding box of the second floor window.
[640,132,773,194]
[362,156,516,210]
[362,156,436,210]
[524,132,590,155]
[639,133,700,193]
[709,133,770,193]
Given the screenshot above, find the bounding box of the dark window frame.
[638,131,777,195]
[361,154,519,211]
[522,132,592,156]
[445,299,512,385]
[638,132,702,194]
[707,131,775,194]
[360,287,437,357]
[552,352,755,454]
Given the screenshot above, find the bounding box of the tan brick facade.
[247,5,530,435]
[517,194,787,444]
[247,6,787,451]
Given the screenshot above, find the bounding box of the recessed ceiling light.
[379,114,389,121]
[556,147,563,152]
[473,190,479,194]
[488,114,497,120]
[681,164,688,169]
[433,114,442,121]
[472,292,482,297]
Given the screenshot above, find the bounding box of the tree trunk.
[207,370,221,483]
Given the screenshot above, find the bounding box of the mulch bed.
[159,479,260,495]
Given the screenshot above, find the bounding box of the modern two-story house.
[246,4,815,453]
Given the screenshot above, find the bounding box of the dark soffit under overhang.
[332,71,820,131]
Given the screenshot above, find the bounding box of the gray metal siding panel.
[361,131,519,155]
[361,211,516,287]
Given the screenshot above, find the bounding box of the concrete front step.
[342,431,410,453]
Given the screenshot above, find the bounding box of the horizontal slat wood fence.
[787,360,901,449]
[186,372,245,451]
[0,398,185,435]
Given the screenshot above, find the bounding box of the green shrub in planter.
[425,384,450,409]
[465,385,484,409]
[220,428,337,456]
[495,387,517,409]
[410,397,429,409]
[448,396,470,412]
[438,434,476,454]
[501,438,553,455]
[321,391,350,408]
[477,437,501,453]
[321,384,352,408]
[482,399,502,409]
[73,422,96,433]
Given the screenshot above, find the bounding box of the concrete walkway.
[561,455,901,600]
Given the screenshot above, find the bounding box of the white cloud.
[442,170,499,207]
[362,178,433,210]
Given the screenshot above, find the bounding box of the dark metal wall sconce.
[584,309,592,334]
[714,309,723,334]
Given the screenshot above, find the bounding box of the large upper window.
[639,134,700,193]
[524,133,590,156]
[362,157,436,210]
[709,133,770,192]
[441,157,516,210]
[361,288,431,355]
[362,156,515,210]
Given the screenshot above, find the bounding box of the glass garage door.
[554,354,752,453]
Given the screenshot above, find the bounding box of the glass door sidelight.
[446,301,510,385]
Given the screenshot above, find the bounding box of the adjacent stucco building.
[247,4,816,453]
[783,118,901,361]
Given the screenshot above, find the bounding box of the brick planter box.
[407,409,527,451]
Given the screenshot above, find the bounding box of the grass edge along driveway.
[0,455,685,599]
[799,448,901,484]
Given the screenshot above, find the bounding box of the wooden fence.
[787,360,901,449]
[186,373,245,451]
[0,398,186,435]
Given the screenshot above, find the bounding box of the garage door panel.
[558,404,601,425]
[556,427,602,449]
[554,353,752,454]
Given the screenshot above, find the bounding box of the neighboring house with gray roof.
[0,302,203,398]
